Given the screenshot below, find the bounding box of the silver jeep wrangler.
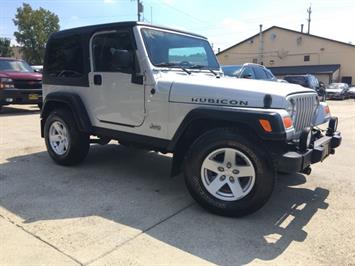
[41,22,341,217]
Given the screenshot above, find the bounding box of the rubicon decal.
[191,97,248,106]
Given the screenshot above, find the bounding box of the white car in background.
[347,87,355,98]
[326,83,349,100]
[31,65,43,73]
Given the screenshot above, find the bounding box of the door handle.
[94,74,102,85]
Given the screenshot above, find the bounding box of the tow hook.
[302,166,312,175]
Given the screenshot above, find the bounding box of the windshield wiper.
[155,62,191,75]
[189,64,219,77]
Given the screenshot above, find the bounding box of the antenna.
[307,4,312,34]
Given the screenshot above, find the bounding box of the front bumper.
[0,88,42,105]
[278,126,342,173]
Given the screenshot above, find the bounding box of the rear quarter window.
[43,34,89,87]
[45,35,84,78]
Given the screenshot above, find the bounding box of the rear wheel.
[44,108,89,165]
[184,128,275,217]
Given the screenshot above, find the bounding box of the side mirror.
[111,49,133,71]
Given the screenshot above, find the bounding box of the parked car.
[283,74,326,101]
[347,87,355,98]
[41,22,341,217]
[222,63,277,82]
[31,65,43,73]
[0,57,42,111]
[326,83,349,100]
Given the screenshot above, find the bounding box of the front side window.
[0,60,34,73]
[92,31,133,73]
[141,28,219,70]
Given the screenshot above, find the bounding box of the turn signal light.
[259,119,272,132]
[283,116,293,129]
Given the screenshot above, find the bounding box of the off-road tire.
[44,108,89,166]
[184,128,275,217]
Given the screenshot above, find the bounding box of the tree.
[13,3,60,64]
[0,38,14,57]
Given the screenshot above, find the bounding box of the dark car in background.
[222,63,278,81]
[326,83,349,100]
[0,57,42,111]
[283,74,326,101]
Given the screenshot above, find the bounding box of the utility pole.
[307,5,312,34]
[137,0,144,22]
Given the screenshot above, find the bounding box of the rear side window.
[253,67,268,80]
[91,31,133,73]
[46,35,84,78]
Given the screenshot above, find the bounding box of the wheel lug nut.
[220,175,226,181]
[229,176,235,183]
[218,167,224,172]
[226,162,232,168]
[232,169,239,175]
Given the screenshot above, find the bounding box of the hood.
[0,71,42,81]
[164,73,315,109]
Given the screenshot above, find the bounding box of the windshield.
[141,28,220,70]
[222,65,242,77]
[0,59,34,73]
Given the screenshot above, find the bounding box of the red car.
[0,57,42,111]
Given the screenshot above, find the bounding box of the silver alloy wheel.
[200,148,256,201]
[49,121,70,156]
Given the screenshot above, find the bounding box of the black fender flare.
[169,107,286,150]
[41,92,92,136]
[168,107,286,176]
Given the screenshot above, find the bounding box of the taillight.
[0,77,14,89]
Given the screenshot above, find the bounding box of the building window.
[304,55,310,62]
[252,58,257,63]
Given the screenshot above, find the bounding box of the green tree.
[0,38,14,57]
[13,3,60,64]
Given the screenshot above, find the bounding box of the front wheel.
[44,108,90,166]
[184,128,275,217]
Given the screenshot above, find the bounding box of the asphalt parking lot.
[0,100,355,265]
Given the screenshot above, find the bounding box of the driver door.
[89,30,145,127]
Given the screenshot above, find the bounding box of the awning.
[268,64,341,76]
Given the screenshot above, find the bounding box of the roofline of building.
[217,26,355,56]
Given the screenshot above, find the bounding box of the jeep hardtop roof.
[49,21,207,40]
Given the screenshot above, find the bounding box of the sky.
[1,0,355,52]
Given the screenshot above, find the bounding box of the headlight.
[0,77,14,89]
[286,99,297,120]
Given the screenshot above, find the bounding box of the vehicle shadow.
[0,144,329,265]
[0,105,40,116]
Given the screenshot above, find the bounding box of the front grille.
[13,80,42,89]
[289,93,318,133]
